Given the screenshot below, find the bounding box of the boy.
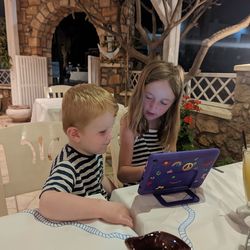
[39,84,133,228]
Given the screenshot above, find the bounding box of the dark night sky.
[179,0,250,72]
[211,0,250,25]
[0,0,4,17]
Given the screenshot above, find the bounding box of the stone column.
[233,64,250,148]
[4,0,20,104]
[193,65,250,161]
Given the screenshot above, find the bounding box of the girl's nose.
[150,101,158,111]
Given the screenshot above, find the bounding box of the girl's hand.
[102,175,117,194]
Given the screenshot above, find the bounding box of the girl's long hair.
[127,60,184,151]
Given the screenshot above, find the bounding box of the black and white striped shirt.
[125,129,163,186]
[41,144,107,199]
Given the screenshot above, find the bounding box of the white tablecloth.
[31,98,62,122]
[0,194,136,250]
[111,162,249,250]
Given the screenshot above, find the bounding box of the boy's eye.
[99,130,107,135]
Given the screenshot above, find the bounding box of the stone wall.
[192,64,250,162]
[0,84,12,113]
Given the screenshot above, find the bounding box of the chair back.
[104,104,127,187]
[0,122,67,216]
[44,85,71,98]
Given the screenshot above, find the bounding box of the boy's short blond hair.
[62,84,118,132]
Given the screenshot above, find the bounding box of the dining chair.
[0,121,68,216]
[44,85,71,98]
[103,103,127,187]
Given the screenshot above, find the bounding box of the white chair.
[44,85,71,98]
[0,121,68,216]
[103,104,127,187]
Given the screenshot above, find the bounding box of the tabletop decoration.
[125,231,191,250]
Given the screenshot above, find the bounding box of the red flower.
[178,96,201,150]
[183,102,194,110]
[183,115,193,124]
[194,105,201,111]
[193,100,201,104]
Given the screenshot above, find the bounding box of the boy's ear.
[66,127,81,142]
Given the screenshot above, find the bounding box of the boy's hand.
[101,201,133,228]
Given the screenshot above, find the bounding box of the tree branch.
[181,0,220,39]
[180,5,206,40]
[135,0,150,45]
[185,15,250,81]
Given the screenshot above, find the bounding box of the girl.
[118,60,184,185]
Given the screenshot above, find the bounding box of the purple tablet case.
[138,148,220,207]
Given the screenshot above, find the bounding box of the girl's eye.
[145,95,153,100]
[161,101,169,106]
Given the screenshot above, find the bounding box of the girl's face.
[76,111,115,155]
[143,80,175,125]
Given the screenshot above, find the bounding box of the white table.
[111,162,249,250]
[31,98,62,122]
[0,194,136,250]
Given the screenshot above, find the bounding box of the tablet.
[138,148,220,207]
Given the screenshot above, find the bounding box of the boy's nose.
[107,131,113,142]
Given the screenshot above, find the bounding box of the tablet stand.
[153,188,200,207]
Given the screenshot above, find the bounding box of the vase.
[6,105,31,122]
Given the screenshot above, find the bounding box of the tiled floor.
[0,115,114,215]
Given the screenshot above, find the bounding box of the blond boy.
[39,84,133,228]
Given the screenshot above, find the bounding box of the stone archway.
[14,0,134,97]
[28,1,98,84]
[52,12,99,84]
[17,0,108,85]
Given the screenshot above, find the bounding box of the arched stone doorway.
[51,12,99,84]
[5,0,134,108]
[20,0,105,85]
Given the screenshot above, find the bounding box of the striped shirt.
[125,129,163,186]
[41,144,107,199]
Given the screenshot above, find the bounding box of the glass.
[237,145,250,217]
[236,145,250,249]
[243,146,250,205]
[245,230,250,250]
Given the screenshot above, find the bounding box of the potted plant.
[177,96,201,151]
[6,105,31,122]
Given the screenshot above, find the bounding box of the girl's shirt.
[125,129,163,186]
[41,144,108,199]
